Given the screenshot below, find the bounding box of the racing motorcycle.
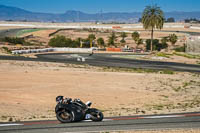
[55,96,104,123]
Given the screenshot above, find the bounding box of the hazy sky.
[0,0,200,13]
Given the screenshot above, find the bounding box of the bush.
[48,35,72,47]
[81,38,90,48]
[156,52,171,58]
[1,37,24,44]
[146,39,168,51]
[2,47,11,54]
[0,37,34,46]
[71,40,80,48]
[48,35,98,48]
[174,46,185,52]
[97,38,105,47]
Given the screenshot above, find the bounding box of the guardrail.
[12,48,92,54]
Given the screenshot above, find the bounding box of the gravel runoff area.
[0,60,200,122]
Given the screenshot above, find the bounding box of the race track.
[0,54,200,132]
[0,53,200,73]
[0,28,34,37]
[0,112,200,133]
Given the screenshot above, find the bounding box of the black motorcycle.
[55,96,104,123]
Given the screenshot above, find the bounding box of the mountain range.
[0,5,200,23]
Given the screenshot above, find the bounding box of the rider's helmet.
[56,96,63,103]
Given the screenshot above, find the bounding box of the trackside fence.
[12,48,92,54]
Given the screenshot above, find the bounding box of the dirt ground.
[111,53,200,65]
[0,60,200,122]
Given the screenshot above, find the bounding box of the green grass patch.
[174,52,200,59]
[174,46,185,52]
[156,52,172,58]
[16,29,45,37]
[162,69,174,74]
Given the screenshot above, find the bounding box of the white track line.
[143,115,184,119]
[83,119,112,122]
[0,123,24,127]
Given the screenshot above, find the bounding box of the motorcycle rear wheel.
[56,110,74,123]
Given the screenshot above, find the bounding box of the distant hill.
[0,5,200,23]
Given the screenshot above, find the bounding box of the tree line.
[48,31,178,51]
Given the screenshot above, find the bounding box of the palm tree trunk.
[90,40,92,48]
[151,27,154,51]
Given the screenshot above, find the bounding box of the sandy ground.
[111,53,200,65]
[0,60,200,122]
[21,29,57,45]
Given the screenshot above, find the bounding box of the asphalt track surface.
[0,53,200,73]
[0,112,200,133]
[1,28,200,37]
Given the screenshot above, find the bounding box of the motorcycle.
[55,96,104,123]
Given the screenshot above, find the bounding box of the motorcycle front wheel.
[90,109,104,122]
[56,110,74,123]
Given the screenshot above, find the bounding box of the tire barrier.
[12,48,92,54]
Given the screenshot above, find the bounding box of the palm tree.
[108,32,117,46]
[76,37,83,47]
[168,34,178,51]
[88,34,96,48]
[136,38,143,45]
[168,34,178,45]
[132,31,140,43]
[142,5,165,51]
[120,32,127,43]
[97,37,105,48]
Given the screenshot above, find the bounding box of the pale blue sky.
[0,0,200,13]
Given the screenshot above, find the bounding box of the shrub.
[132,31,140,42]
[108,32,117,46]
[174,46,185,52]
[169,34,178,45]
[97,37,105,47]
[2,47,12,54]
[3,37,25,44]
[71,40,80,48]
[0,37,34,46]
[81,38,90,48]
[146,39,168,51]
[48,35,72,47]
